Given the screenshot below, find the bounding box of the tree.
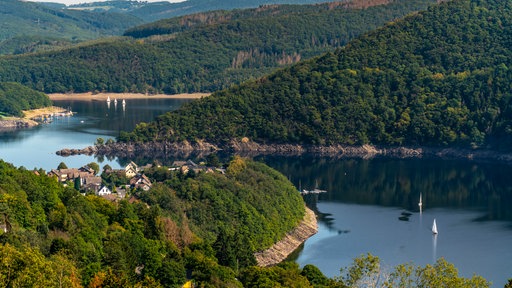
[95,138,104,145]
[301,264,330,286]
[206,154,221,168]
[57,162,68,170]
[334,254,491,288]
[87,162,100,175]
[102,164,112,173]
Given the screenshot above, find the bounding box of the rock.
[255,206,317,267]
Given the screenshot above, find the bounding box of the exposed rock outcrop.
[0,119,38,130]
[255,206,317,267]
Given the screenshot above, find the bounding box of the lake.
[1,100,511,287]
[261,155,512,287]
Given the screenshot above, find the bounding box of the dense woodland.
[69,0,351,22]
[0,82,51,117]
[118,0,512,151]
[0,0,143,55]
[0,0,437,93]
[0,158,304,287]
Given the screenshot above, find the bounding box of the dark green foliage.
[119,0,512,151]
[0,158,304,286]
[0,0,143,55]
[0,82,51,117]
[70,0,343,22]
[0,0,437,94]
[142,157,305,253]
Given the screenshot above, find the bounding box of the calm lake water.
[261,156,512,287]
[1,100,511,287]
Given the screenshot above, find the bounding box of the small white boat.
[114,98,117,104]
[432,219,438,234]
[419,193,423,212]
[107,96,111,103]
[122,99,126,106]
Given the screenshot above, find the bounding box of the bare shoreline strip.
[255,206,318,267]
[48,92,211,101]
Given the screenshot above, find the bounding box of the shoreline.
[0,106,69,129]
[48,92,211,101]
[255,206,317,267]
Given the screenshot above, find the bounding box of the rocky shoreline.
[255,206,317,267]
[0,119,38,130]
[56,139,512,165]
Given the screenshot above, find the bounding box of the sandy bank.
[48,92,211,101]
[0,106,69,129]
[22,106,69,119]
[255,206,317,267]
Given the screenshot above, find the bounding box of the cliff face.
[255,206,318,267]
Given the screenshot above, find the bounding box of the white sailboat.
[122,99,126,106]
[432,219,438,234]
[107,96,111,103]
[419,193,423,213]
[114,98,117,104]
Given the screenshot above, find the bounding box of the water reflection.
[260,155,512,223]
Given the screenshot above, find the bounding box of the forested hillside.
[0,0,143,55]
[118,0,512,151]
[0,0,437,93]
[0,157,309,287]
[69,0,347,22]
[0,82,51,117]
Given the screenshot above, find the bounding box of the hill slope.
[0,82,51,117]
[68,0,348,22]
[0,0,437,94]
[118,0,512,151]
[0,0,143,54]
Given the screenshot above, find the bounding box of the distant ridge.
[0,0,143,54]
[0,0,438,93]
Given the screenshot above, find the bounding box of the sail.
[432,219,438,234]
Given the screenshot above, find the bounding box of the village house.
[97,186,112,196]
[125,161,139,178]
[130,174,152,191]
[82,175,103,193]
[48,166,96,184]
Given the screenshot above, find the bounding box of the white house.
[97,186,112,196]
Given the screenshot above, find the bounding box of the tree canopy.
[0,82,52,117]
[119,0,512,151]
[0,0,437,93]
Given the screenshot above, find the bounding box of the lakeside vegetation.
[118,0,512,151]
[0,158,493,287]
[0,0,437,93]
[0,82,52,117]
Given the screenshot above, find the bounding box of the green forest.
[0,82,52,117]
[0,0,143,55]
[0,0,437,93]
[69,0,342,22]
[118,0,512,151]
[0,158,493,287]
